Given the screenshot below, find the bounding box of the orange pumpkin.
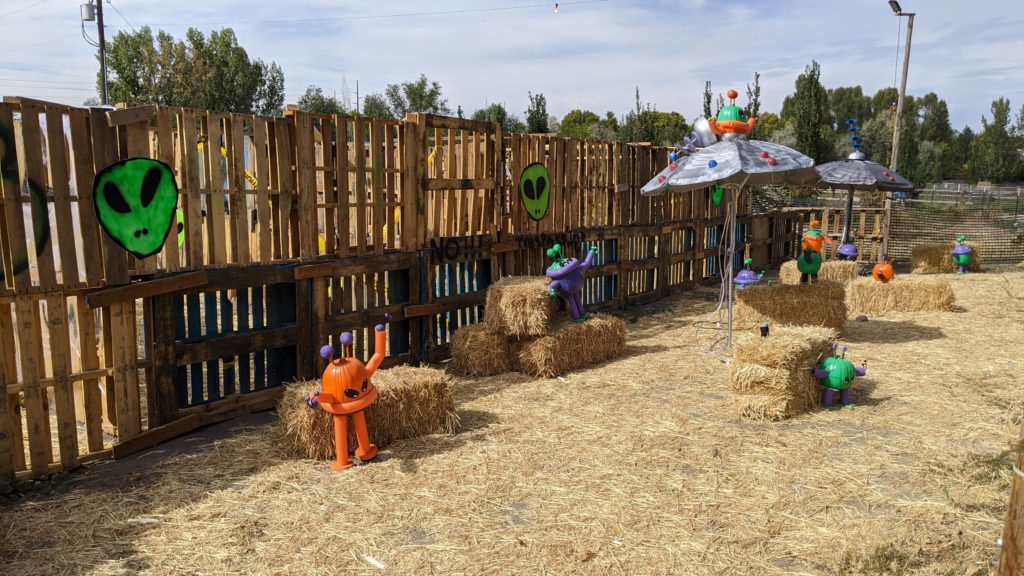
[321,357,376,414]
[872,260,895,283]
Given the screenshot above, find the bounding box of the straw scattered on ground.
[779,259,860,285]
[846,275,957,315]
[484,276,553,337]
[4,273,1024,575]
[733,281,848,333]
[447,323,511,377]
[911,242,983,273]
[509,314,627,378]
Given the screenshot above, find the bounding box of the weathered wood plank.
[86,270,208,309]
[105,105,155,127]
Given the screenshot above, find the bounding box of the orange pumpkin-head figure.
[307,323,388,471]
[801,219,833,254]
[872,257,895,283]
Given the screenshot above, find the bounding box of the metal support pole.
[841,188,855,245]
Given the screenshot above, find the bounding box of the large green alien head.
[716,104,749,123]
[519,162,550,221]
[94,158,178,258]
[821,355,856,390]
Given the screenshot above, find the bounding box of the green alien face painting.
[93,158,178,258]
[519,162,550,221]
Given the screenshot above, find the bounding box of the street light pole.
[881,1,914,260]
[889,8,914,172]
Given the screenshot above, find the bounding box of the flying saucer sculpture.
[815,119,913,260]
[639,89,818,348]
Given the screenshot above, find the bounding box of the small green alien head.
[546,243,569,269]
[957,235,967,245]
[94,158,178,258]
[711,185,724,207]
[743,258,754,268]
[520,162,550,221]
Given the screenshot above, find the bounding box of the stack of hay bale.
[778,260,859,284]
[911,242,982,273]
[846,276,956,315]
[277,365,458,460]
[449,276,627,378]
[733,282,847,333]
[730,325,838,421]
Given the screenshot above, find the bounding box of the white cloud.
[0,0,1020,130]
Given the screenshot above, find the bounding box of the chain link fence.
[888,184,1024,265]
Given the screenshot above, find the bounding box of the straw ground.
[3,273,1024,574]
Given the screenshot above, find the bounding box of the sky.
[1,0,1022,131]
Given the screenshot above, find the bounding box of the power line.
[0,78,96,89]
[0,0,50,20]
[0,32,78,58]
[133,0,606,28]
[106,0,136,33]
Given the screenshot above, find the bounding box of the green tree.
[297,86,346,115]
[948,127,974,179]
[969,97,1017,182]
[756,112,783,141]
[781,60,831,162]
[918,92,953,143]
[827,86,872,133]
[870,87,898,118]
[702,81,712,119]
[471,103,525,133]
[525,92,549,133]
[104,26,284,115]
[382,73,451,118]
[360,94,394,120]
[558,109,602,139]
[745,72,762,138]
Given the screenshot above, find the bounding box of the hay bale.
[510,314,627,378]
[730,325,837,421]
[911,242,982,274]
[277,381,335,460]
[778,260,859,285]
[734,325,839,371]
[277,366,458,460]
[366,366,458,447]
[448,323,511,376]
[846,276,956,315]
[484,276,554,337]
[732,282,847,333]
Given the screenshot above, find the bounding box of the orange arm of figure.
[708,117,723,135]
[747,117,757,132]
[316,391,338,404]
[365,326,387,377]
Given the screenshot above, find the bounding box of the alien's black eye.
[103,182,132,213]
[523,179,536,200]
[362,379,368,392]
[140,166,162,207]
[344,389,360,399]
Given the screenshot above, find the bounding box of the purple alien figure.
[545,243,598,322]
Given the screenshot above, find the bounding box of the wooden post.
[998,420,1024,575]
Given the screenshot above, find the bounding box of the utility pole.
[356,80,360,115]
[889,10,914,171]
[96,0,108,105]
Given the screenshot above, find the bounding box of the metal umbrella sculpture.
[640,89,819,348]
[814,119,912,260]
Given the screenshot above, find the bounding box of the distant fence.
[0,97,815,482]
